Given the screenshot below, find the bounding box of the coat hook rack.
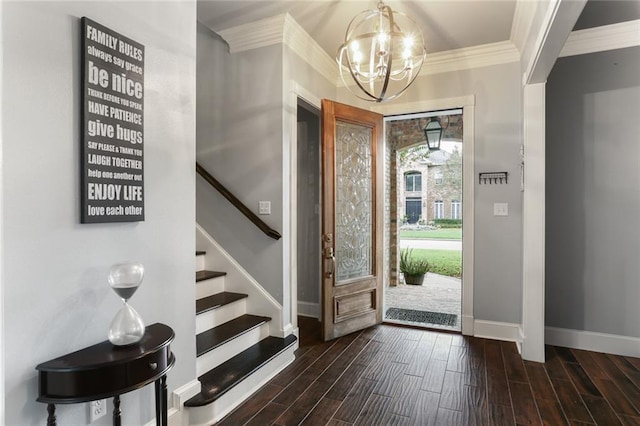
[479,172,508,185]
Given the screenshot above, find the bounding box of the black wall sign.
[81,17,145,223]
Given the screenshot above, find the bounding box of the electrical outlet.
[493,202,509,216]
[259,201,271,215]
[89,399,107,422]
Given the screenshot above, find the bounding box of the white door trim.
[521,83,546,362]
[286,81,321,334]
[372,95,476,335]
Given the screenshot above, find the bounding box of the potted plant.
[400,248,430,285]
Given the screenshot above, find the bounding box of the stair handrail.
[196,162,282,240]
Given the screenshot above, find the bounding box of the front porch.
[385,272,461,332]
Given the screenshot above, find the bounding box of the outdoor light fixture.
[337,0,427,102]
[423,118,443,151]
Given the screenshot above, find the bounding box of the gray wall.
[196,24,285,302]
[196,26,336,309]
[340,62,525,325]
[2,2,196,424]
[546,47,640,338]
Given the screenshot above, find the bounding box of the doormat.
[385,307,457,326]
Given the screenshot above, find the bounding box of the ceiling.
[197,0,518,58]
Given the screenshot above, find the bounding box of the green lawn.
[411,249,462,278]
[399,228,462,240]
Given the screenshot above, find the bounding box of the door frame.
[286,88,475,337]
[372,95,475,336]
[286,82,322,336]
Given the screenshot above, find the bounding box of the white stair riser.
[187,345,296,426]
[196,276,225,299]
[196,254,206,272]
[196,299,247,334]
[196,323,270,376]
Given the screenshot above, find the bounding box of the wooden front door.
[321,99,383,341]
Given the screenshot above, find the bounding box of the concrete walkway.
[385,272,461,331]
[399,238,461,250]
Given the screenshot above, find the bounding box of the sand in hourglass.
[112,285,138,300]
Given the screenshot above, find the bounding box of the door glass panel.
[335,120,373,283]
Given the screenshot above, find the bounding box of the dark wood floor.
[217,317,640,425]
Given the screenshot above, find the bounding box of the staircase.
[185,250,297,425]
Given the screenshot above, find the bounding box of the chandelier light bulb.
[337,0,427,102]
[353,50,363,64]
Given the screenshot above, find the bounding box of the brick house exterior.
[386,113,462,285]
[398,149,462,224]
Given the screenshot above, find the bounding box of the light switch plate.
[259,201,271,215]
[494,203,508,216]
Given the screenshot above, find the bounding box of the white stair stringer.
[196,322,270,377]
[196,224,284,337]
[196,275,225,300]
[195,297,247,335]
[187,344,296,426]
[196,252,206,272]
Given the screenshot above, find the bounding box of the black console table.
[36,323,175,426]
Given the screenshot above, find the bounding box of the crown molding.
[218,13,339,85]
[219,14,519,88]
[560,19,640,57]
[421,41,520,76]
[282,15,339,85]
[217,14,287,54]
[510,0,537,55]
[337,40,520,88]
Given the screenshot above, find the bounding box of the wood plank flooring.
[217,317,640,425]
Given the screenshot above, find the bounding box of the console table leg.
[113,395,121,426]
[46,403,56,426]
[154,379,161,426]
[154,375,168,426]
[161,375,168,426]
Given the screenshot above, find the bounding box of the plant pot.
[403,273,425,285]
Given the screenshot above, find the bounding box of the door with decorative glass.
[321,99,383,341]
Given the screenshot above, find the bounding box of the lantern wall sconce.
[423,118,443,151]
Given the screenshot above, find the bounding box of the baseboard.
[144,407,181,426]
[143,380,202,426]
[545,326,640,358]
[297,301,320,319]
[474,320,522,345]
[516,325,525,354]
[461,315,474,336]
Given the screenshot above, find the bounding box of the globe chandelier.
[337,1,427,103]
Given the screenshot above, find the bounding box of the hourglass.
[108,262,145,346]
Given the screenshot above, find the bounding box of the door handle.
[324,247,335,278]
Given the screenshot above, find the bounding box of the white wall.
[2,2,196,424]
[340,62,524,325]
[546,46,640,338]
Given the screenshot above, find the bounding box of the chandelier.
[337,1,427,103]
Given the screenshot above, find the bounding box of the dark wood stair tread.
[196,292,248,315]
[196,251,206,256]
[196,270,226,282]
[196,314,271,357]
[185,335,297,407]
